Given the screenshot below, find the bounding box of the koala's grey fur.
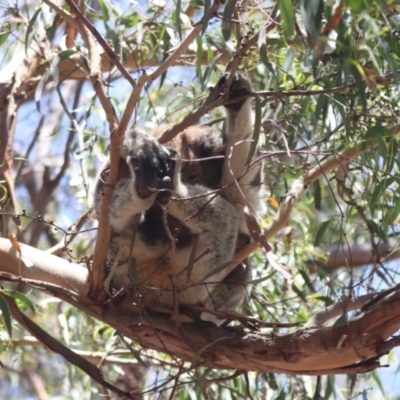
[93,74,264,324]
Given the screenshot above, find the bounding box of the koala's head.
[123,129,179,202]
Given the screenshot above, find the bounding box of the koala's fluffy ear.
[120,128,148,158]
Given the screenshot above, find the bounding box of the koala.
[93,74,264,323]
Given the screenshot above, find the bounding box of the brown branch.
[0,238,89,294]
[234,133,391,264]
[322,242,400,270]
[64,0,136,87]
[46,208,92,255]
[157,80,361,146]
[304,294,376,328]
[1,238,400,376]
[257,84,356,98]
[42,0,79,28]
[45,0,119,299]
[158,87,224,144]
[0,66,20,216]
[147,23,203,82]
[1,293,133,399]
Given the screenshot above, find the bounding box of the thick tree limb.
[1,237,400,376]
[314,242,400,270]
[304,294,377,328]
[0,238,89,294]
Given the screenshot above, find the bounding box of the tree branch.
[304,294,376,328]
[64,0,136,87]
[1,238,400,376]
[45,0,119,300]
[234,131,395,264]
[1,293,133,398]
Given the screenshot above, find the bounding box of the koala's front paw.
[217,73,252,111]
[128,140,175,200]
[156,148,179,205]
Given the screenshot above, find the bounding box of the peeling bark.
[1,237,399,376]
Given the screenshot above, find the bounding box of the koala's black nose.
[161,176,172,190]
[218,74,228,87]
[156,178,172,204]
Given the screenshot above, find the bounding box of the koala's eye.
[188,174,198,182]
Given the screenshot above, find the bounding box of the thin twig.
[233,129,398,268]
[46,208,92,255]
[65,0,136,87]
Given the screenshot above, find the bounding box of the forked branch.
[0,243,400,376]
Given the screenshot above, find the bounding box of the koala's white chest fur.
[112,230,228,308]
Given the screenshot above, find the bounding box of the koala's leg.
[201,260,252,325]
[165,182,239,298]
[219,74,264,233]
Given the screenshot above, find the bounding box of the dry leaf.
[8,231,21,256]
[244,209,293,286]
[363,67,377,92]
[266,251,294,288]
[313,1,343,60]
[268,197,279,209]
[244,208,271,253]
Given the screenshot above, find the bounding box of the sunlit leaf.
[195,34,203,79]
[268,197,279,209]
[300,0,323,42]
[345,0,366,13]
[333,313,348,329]
[278,0,295,38]
[98,0,110,21]
[200,53,221,92]
[313,180,321,211]
[25,7,41,55]
[222,0,238,41]
[202,0,211,34]
[175,0,182,40]
[0,294,12,338]
[0,32,9,46]
[1,290,35,313]
[314,220,331,247]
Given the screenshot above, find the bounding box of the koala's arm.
[167,177,239,274]
[220,75,264,232]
